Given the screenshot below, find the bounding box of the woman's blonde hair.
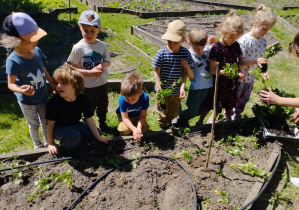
[289,32,299,58]
[121,72,143,97]
[253,5,276,27]
[53,63,85,96]
[216,10,244,36]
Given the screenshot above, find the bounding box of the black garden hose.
[239,142,281,210]
[66,155,198,210]
[0,147,133,173]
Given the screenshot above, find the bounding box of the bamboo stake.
[206,63,219,168]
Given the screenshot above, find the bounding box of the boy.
[116,72,149,142]
[67,10,111,133]
[152,19,194,130]
[46,64,111,155]
[173,27,215,127]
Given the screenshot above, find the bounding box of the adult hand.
[262,72,270,80]
[260,90,280,104]
[291,111,299,124]
[21,85,35,96]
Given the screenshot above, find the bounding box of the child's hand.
[97,136,112,144]
[133,127,142,142]
[21,85,35,96]
[179,86,185,99]
[48,144,59,155]
[238,72,245,80]
[262,72,270,80]
[181,60,190,69]
[208,36,217,45]
[257,57,267,68]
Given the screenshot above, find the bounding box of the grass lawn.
[1,0,299,208]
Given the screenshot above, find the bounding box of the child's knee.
[117,122,131,135]
[61,131,81,149]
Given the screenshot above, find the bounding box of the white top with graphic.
[238,33,267,82]
[68,39,111,88]
[189,46,213,90]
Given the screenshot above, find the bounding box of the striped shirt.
[152,46,194,95]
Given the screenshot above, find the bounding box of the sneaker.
[195,121,203,127]
[99,122,110,133]
[34,143,46,149]
[290,177,299,187]
[172,116,189,128]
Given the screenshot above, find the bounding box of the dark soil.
[0,121,278,209]
[136,15,280,49]
[88,0,227,12]
[198,0,299,7]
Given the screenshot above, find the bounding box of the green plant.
[178,127,190,139]
[182,150,192,163]
[222,63,239,79]
[230,160,272,179]
[157,77,182,105]
[131,152,141,168]
[106,154,121,170]
[194,147,205,155]
[250,68,268,89]
[215,189,229,204]
[28,168,73,202]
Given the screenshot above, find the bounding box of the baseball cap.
[161,20,186,42]
[2,12,47,42]
[78,10,101,28]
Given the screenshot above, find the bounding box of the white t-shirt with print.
[238,33,267,82]
[68,39,111,88]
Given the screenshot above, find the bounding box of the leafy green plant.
[28,168,73,202]
[182,150,192,163]
[178,127,190,139]
[106,154,121,170]
[250,67,268,89]
[215,189,229,204]
[157,77,182,105]
[131,152,141,169]
[230,160,272,179]
[222,63,239,79]
[194,147,205,155]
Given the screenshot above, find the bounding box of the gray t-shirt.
[68,39,111,88]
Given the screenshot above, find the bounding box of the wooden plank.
[242,146,279,208]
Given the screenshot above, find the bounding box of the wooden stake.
[206,63,219,168]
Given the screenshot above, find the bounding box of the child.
[202,10,245,122]
[0,12,55,149]
[116,72,149,141]
[67,10,111,133]
[173,27,215,127]
[234,5,276,119]
[46,63,111,155]
[152,19,194,130]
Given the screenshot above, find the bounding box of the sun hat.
[161,20,186,42]
[78,10,101,28]
[2,12,47,42]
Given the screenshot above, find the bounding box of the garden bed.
[132,15,280,49]
[278,15,299,34]
[0,19,154,89]
[82,0,229,18]
[0,119,280,209]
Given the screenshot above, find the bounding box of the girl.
[0,12,55,149]
[202,10,245,122]
[234,5,276,119]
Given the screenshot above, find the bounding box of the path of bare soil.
[0,121,278,210]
